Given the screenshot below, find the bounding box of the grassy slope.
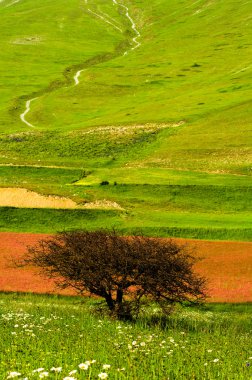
[0,0,251,238]
[0,0,124,131]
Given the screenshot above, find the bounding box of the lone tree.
[23,230,206,319]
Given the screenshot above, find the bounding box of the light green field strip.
[75,167,252,187]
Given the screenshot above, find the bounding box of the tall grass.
[1,293,252,379]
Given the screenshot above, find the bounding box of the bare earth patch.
[0,233,252,302]
[82,199,123,210]
[0,188,123,210]
[0,188,78,209]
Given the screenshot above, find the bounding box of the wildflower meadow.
[1,293,252,379]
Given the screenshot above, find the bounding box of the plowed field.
[0,232,251,302]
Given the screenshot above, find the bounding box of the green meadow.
[1,293,252,379]
[0,165,251,239]
[0,0,251,239]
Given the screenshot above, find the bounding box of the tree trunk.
[104,293,115,311]
[116,287,123,304]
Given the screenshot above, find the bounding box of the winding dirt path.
[113,0,141,54]
[18,0,141,128]
[20,97,38,128]
[73,69,86,86]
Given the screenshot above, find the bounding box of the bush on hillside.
[23,230,206,320]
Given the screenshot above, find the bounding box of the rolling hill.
[0,0,251,239]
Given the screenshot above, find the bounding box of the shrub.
[23,230,206,319]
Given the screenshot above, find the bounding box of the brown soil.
[0,232,251,302]
[0,188,122,210]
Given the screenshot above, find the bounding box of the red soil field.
[0,232,251,302]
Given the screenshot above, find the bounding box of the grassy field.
[1,293,252,379]
[0,165,251,240]
[0,0,251,238]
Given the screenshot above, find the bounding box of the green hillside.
[0,0,251,238]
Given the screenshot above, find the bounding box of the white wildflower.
[50,367,62,372]
[102,364,111,370]
[79,363,89,370]
[39,372,49,378]
[7,372,21,379]
[69,370,77,375]
[98,373,108,379]
[32,368,44,373]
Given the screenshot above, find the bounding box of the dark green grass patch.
[0,207,251,241]
[0,207,123,233]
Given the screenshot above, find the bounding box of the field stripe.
[1,232,252,302]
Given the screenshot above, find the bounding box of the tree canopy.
[24,230,206,319]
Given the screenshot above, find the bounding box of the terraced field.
[0,0,251,240]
